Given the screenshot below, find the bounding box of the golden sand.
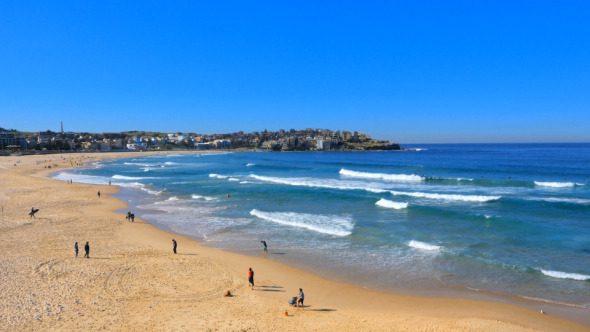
[0,152,588,331]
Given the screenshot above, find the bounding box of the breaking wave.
[389,190,500,202]
[540,269,590,281]
[249,174,387,193]
[339,169,424,182]
[111,174,158,180]
[408,240,442,251]
[525,197,590,205]
[249,209,353,236]
[534,181,576,188]
[191,194,217,201]
[375,198,408,210]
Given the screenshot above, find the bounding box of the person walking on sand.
[172,239,177,254]
[261,240,268,253]
[97,191,101,198]
[297,288,304,309]
[248,268,255,290]
[74,242,79,258]
[84,241,90,258]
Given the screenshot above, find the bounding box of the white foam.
[209,174,229,179]
[389,190,500,202]
[375,198,408,210]
[526,197,590,205]
[239,181,254,184]
[53,172,110,185]
[164,161,178,165]
[408,240,441,251]
[246,163,255,167]
[339,169,424,182]
[249,174,388,193]
[166,196,179,201]
[145,189,163,195]
[111,174,158,180]
[191,194,217,201]
[116,182,145,189]
[534,181,576,188]
[249,209,353,236]
[228,177,240,182]
[124,162,153,166]
[540,269,590,281]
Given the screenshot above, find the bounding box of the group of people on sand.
[126,211,135,222]
[249,241,305,309]
[74,241,90,258]
[74,190,305,309]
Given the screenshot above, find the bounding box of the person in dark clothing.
[297,288,304,309]
[97,191,101,198]
[74,242,79,258]
[261,240,268,253]
[172,239,177,254]
[248,268,255,290]
[84,242,90,258]
[29,207,39,219]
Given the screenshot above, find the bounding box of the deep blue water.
[54,144,590,307]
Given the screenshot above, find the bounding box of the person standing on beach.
[172,239,177,254]
[261,240,268,253]
[248,268,254,290]
[297,288,304,309]
[97,191,101,198]
[84,242,90,258]
[74,242,79,258]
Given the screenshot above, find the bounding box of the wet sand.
[0,152,588,331]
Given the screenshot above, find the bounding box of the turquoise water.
[54,144,590,307]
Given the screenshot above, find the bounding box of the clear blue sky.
[1,1,589,143]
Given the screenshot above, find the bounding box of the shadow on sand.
[307,308,336,312]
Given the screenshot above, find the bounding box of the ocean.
[53,144,590,308]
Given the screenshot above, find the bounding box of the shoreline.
[1,152,588,331]
[96,152,590,318]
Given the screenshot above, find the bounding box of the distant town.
[0,124,401,153]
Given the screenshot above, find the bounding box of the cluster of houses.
[0,127,397,152]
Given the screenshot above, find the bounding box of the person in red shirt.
[248,268,254,290]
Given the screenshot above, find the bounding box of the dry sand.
[0,152,588,331]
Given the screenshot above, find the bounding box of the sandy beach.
[0,152,588,331]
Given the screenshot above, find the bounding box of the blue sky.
[1,1,589,143]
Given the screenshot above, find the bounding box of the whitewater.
[53,144,590,309]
